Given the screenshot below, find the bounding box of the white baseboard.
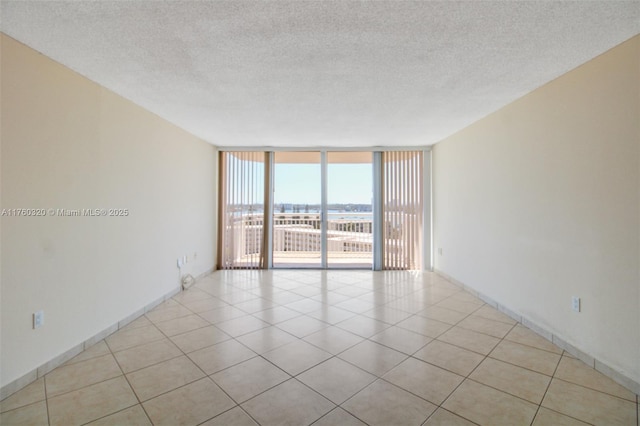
[1,268,219,400]
[1,284,182,401]
[434,268,640,396]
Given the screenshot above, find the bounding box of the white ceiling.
[1,1,639,148]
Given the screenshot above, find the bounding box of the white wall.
[1,34,217,388]
[433,36,639,385]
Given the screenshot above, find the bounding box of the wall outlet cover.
[571,296,581,312]
[33,310,44,329]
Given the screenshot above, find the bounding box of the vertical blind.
[218,152,268,269]
[382,151,423,270]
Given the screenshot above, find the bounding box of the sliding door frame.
[373,152,383,270]
[320,151,328,268]
[265,152,275,269]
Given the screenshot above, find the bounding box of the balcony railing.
[273,213,372,256]
[223,211,417,268]
[223,212,371,265]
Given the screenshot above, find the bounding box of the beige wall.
[0,34,217,387]
[433,35,640,385]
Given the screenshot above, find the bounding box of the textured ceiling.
[1,1,639,148]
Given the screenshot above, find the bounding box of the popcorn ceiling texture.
[1,1,639,147]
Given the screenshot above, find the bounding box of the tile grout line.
[166,287,308,425]
[103,327,166,354]
[551,375,639,404]
[0,399,51,424]
[425,331,564,380]
[528,344,564,426]
[535,406,598,426]
[78,405,145,426]
[106,321,158,426]
[238,275,511,423]
[121,301,242,425]
[227,276,380,424]
[43,346,146,425]
[121,291,253,421]
[320,293,463,423]
[44,376,51,426]
[201,283,343,424]
[233,275,511,425]
[466,319,549,406]
[37,354,119,400]
[436,321,520,423]
[194,404,259,426]
[422,407,481,426]
[138,303,245,422]
[307,407,343,426]
[480,351,556,379]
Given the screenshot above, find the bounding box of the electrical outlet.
[438,248,443,255]
[33,310,44,329]
[177,258,184,268]
[571,296,581,312]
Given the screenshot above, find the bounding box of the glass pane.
[272,152,322,268]
[327,152,373,268]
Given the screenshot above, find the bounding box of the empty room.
[1,1,639,425]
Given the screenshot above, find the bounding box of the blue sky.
[274,163,372,205]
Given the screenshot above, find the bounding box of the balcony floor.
[273,251,372,269]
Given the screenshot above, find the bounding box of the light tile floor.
[1,270,639,425]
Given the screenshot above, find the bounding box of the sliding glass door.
[271,151,373,269]
[272,152,322,268]
[327,152,373,268]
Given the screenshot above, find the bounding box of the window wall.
[217,149,430,271]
